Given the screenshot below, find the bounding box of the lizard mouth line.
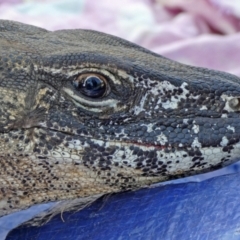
[37,126,170,150]
[9,125,170,150]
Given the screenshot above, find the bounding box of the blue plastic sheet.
[7,170,240,240]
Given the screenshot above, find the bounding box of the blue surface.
[0,203,56,240]
[7,171,240,240]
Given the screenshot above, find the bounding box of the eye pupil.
[73,74,107,98]
[84,77,103,91]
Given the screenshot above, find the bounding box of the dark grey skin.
[1,20,240,217]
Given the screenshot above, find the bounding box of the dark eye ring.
[73,73,108,98]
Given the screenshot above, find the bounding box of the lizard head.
[1,20,240,216]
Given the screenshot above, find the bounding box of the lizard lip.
[127,141,167,150]
[43,126,168,150]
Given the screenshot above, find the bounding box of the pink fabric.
[0,0,240,75]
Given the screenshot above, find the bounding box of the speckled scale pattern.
[1,20,240,217]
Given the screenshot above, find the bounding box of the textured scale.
[1,20,240,218]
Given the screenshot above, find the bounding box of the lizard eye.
[73,73,108,98]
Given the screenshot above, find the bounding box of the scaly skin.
[1,20,240,217]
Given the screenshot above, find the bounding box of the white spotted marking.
[161,82,190,110]
[156,150,192,172]
[157,133,168,145]
[114,129,126,138]
[227,125,235,133]
[192,124,200,134]
[136,80,200,112]
[191,137,202,148]
[220,136,229,147]
[200,106,208,110]
[221,113,228,118]
[142,123,154,133]
[133,93,148,115]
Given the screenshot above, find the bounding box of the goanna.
[1,20,240,217]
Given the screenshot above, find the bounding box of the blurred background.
[1,0,240,239]
[0,0,240,74]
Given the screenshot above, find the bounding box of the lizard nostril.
[229,98,240,110]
